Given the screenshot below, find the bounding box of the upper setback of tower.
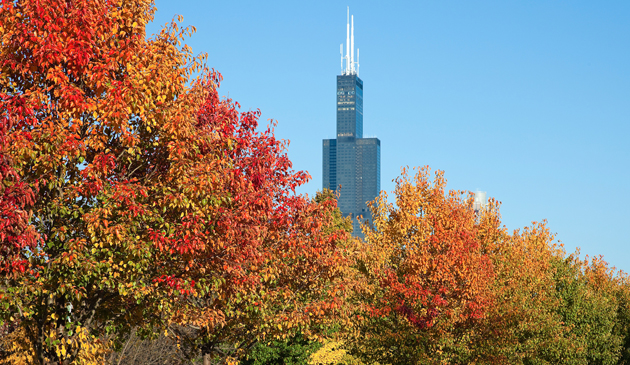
[336,75,363,139]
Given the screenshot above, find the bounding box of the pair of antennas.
[340,7,359,76]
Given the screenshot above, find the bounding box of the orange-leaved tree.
[475,221,581,364]
[0,0,215,363]
[478,226,629,364]
[348,167,498,364]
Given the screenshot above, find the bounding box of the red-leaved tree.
[161,80,353,363]
[0,1,352,363]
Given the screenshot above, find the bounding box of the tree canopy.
[1,1,629,364]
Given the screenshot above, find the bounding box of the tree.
[0,0,213,362]
[165,90,354,362]
[1,1,355,363]
[614,273,630,365]
[0,324,109,364]
[238,189,354,365]
[474,222,630,365]
[551,254,623,365]
[348,167,498,364]
[471,221,577,364]
[241,334,322,365]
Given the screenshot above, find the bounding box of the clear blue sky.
[147,1,630,272]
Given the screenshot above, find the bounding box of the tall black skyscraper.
[323,9,381,237]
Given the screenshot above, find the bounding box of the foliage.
[2,0,630,364]
[236,190,354,365]
[313,189,353,236]
[0,0,212,362]
[348,167,499,364]
[1,0,353,363]
[553,254,624,365]
[344,167,630,365]
[477,225,628,365]
[308,341,347,365]
[0,324,108,364]
[166,140,354,360]
[308,340,367,365]
[241,334,322,365]
[0,324,34,365]
[615,274,630,365]
[473,221,576,364]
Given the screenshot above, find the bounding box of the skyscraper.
[323,9,381,237]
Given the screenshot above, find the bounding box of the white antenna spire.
[341,7,359,76]
[346,7,350,75]
[351,15,355,74]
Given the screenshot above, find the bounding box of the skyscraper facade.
[323,9,381,237]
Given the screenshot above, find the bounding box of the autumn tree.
[472,221,587,364]
[0,0,215,362]
[162,91,354,363]
[346,167,498,364]
[1,1,357,364]
[552,254,623,364]
[471,218,630,365]
[343,166,630,365]
[615,274,630,364]
[239,189,354,365]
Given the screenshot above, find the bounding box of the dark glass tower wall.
[336,75,363,138]
[356,138,381,214]
[322,139,336,190]
[323,74,381,238]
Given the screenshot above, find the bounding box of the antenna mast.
[351,15,354,74]
[342,7,359,76]
[346,6,350,74]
